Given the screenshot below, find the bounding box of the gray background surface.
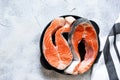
[0,0,120,80]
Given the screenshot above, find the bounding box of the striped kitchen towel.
[91,15,120,80]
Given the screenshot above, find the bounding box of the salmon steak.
[40,15,99,75]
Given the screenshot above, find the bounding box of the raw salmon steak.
[40,15,99,75]
[42,16,75,70]
[65,18,99,74]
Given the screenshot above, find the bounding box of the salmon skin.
[40,15,100,74]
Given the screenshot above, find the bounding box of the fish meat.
[42,16,75,70]
[41,15,99,74]
[65,18,99,74]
